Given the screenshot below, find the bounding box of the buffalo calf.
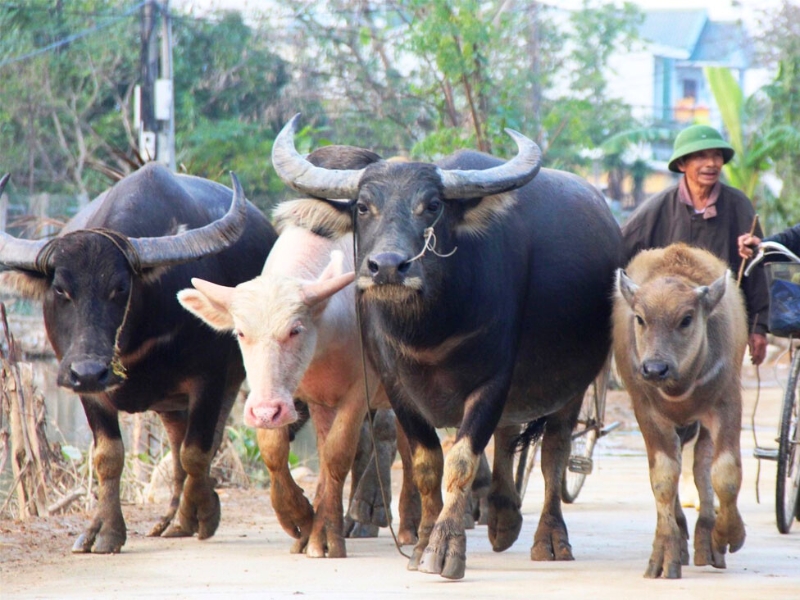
[613,243,747,579]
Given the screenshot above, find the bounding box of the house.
[604,8,758,206]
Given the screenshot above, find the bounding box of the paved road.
[3,386,800,599]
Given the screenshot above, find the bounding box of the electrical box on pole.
[138,0,176,171]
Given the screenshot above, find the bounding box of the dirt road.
[2,381,800,599]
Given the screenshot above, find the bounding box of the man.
[622,124,769,366]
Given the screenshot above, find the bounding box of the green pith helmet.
[668,125,735,173]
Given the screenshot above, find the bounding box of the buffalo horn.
[130,171,249,269]
[272,115,543,202]
[438,129,542,199]
[0,174,50,271]
[271,114,363,203]
[0,172,248,273]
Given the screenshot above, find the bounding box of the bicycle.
[514,354,620,503]
[744,240,800,533]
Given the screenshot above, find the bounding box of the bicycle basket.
[765,262,800,337]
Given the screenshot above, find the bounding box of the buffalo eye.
[356,201,369,216]
[427,199,442,214]
[680,314,693,329]
[634,314,644,326]
[108,283,128,301]
[52,283,71,301]
[290,323,305,337]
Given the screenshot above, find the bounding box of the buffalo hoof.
[645,534,683,578]
[713,508,745,556]
[307,522,347,558]
[148,507,180,537]
[417,519,467,579]
[487,493,522,552]
[161,523,192,538]
[397,524,418,547]
[348,496,389,528]
[71,518,126,554]
[178,476,220,540]
[407,544,424,571]
[290,536,309,554]
[530,514,573,561]
[645,558,681,579]
[344,517,379,538]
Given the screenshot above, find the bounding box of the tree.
[0,0,140,200]
[751,0,800,232]
[704,66,800,232]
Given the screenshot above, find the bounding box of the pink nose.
[244,400,298,429]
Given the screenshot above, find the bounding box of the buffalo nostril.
[70,360,111,388]
[367,252,409,279]
[642,361,669,380]
[368,258,380,274]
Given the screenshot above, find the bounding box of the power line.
[0,1,146,69]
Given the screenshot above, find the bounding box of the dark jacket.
[622,182,769,336]
[765,224,800,255]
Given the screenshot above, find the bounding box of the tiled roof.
[640,9,708,54]
[690,20,751,67]
[639,9,750,68]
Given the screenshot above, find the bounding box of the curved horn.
[271,114,362,202]
[130,171,249,269]
[438,129,543,200]
[0,174,50,271]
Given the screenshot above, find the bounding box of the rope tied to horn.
[35,228,144,381]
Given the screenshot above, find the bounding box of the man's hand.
[748,332,767,366]
[738,233,762,260]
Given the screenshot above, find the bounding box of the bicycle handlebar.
[744,241,800,278]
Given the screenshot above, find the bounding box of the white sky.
[172,0,778,21]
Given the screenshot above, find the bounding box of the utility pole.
[157,0,176,171]
[136,0,175,171]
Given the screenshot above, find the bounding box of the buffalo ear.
[0,270,49,300]
[697,272,728,314]
[272,198,353,237]
[456,192,518,238]
[615,268,639,308]
[177,278,235,331]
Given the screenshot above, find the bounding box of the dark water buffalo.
[0,163,276,553]
[271,114,624,579]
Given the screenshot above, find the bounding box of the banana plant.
[704,66,800,206]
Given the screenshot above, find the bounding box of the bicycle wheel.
[776,348,800,533]
[514,438,540,503]
[561,358,610,503]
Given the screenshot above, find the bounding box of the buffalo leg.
[395,405,444,572]
[395,421,421,546]
[636,406,684,579]
[306,396,367,558]
[345,409,395,538]
[696,411,745,568]
[150,409,189,537]
[72,395,126,554]
[175,378,237,540]
[257,426,314,553]
[531,395,579,562]
[487,425,523,552]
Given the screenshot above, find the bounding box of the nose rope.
[350,206,412,561]
[406,208,457,263]
[110,276,133,381]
